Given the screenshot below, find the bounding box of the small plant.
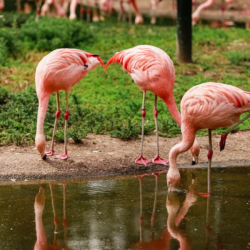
[225,50,250,66]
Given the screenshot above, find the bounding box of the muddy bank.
[0,131,250,181]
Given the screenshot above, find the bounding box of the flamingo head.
[166,168,180,190]
[35,134,46,160]
[192,13,199,26]
[86,54,106,71]
[190,140,200,165]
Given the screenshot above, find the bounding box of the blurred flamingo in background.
[35,48,104,160]
[41,0,66,17]
[106,45,200,166]
[167,82,250,190]
[192,0,233,26]
[0,0,4,11]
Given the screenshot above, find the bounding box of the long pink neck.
[164,96,181,127]
[36,95,50,137]
[195,0,215,14]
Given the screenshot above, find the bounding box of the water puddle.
[0,167,250,249]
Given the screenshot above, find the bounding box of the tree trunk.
[176,0,192,63]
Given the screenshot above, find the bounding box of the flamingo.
[106,45,200,166]
[192,0,233,26]
[35,48,105,160]
[167,82,250,190]
[0,0,4,11]
[41,0,66,18]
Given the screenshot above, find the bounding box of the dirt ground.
[1,130,250,181]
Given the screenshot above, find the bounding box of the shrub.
[19,17,94,51]
[0,12,33,28]
[0,86,9,105]
[225,50,250,65]
[0,38,8,66]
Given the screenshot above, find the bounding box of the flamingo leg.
[56,92,69,160]
[135,91,151,165]
[152,95,168,165]
[46,92,61,156]
[207,129,213,195]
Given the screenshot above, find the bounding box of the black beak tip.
[84,64,88,69]
[42,154,47,160]
[191,160,196,165]
[92,54,99,57]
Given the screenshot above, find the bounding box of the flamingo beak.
[191,156,199,165]
[92,54,106,71]
[42,154,47,160]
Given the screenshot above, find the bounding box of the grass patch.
[1,14,250,145]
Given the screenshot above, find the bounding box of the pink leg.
[69,0,78,20]
[152,95,168,165]
[46,92,60,156]
[56,92,69,160]
[135,91,151,165]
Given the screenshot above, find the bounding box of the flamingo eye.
[84,64,88,69]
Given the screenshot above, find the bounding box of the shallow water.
[0,167,250,250]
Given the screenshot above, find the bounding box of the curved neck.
[169,144,180,170]
[164,96,181,127]
[36,95,50,137]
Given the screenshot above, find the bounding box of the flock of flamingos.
[34,44,250,192]
[0,0,248,191]
[0,0,236,25]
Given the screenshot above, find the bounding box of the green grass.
[0,13,250,145]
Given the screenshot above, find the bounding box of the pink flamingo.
[167,82,250,190]
[106,45,200,166]
[192,0,215,25]
[35,49,105,160]
[192,0,233,26]
[41,0,66,18]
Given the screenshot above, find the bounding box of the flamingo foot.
[135,155,151,165]
[152,155,168,165]
[55,153,68,160]
[45,150,54,156]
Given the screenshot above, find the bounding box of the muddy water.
[0,167,249,250]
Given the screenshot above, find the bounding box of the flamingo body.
[182,82,250,130]
[35,48,104,159]
[107,45,199,165]
[167,82,250,187]
[106,45,176,111]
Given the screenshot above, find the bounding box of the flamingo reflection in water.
[34,183,71,250]
[132,172,197,250]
